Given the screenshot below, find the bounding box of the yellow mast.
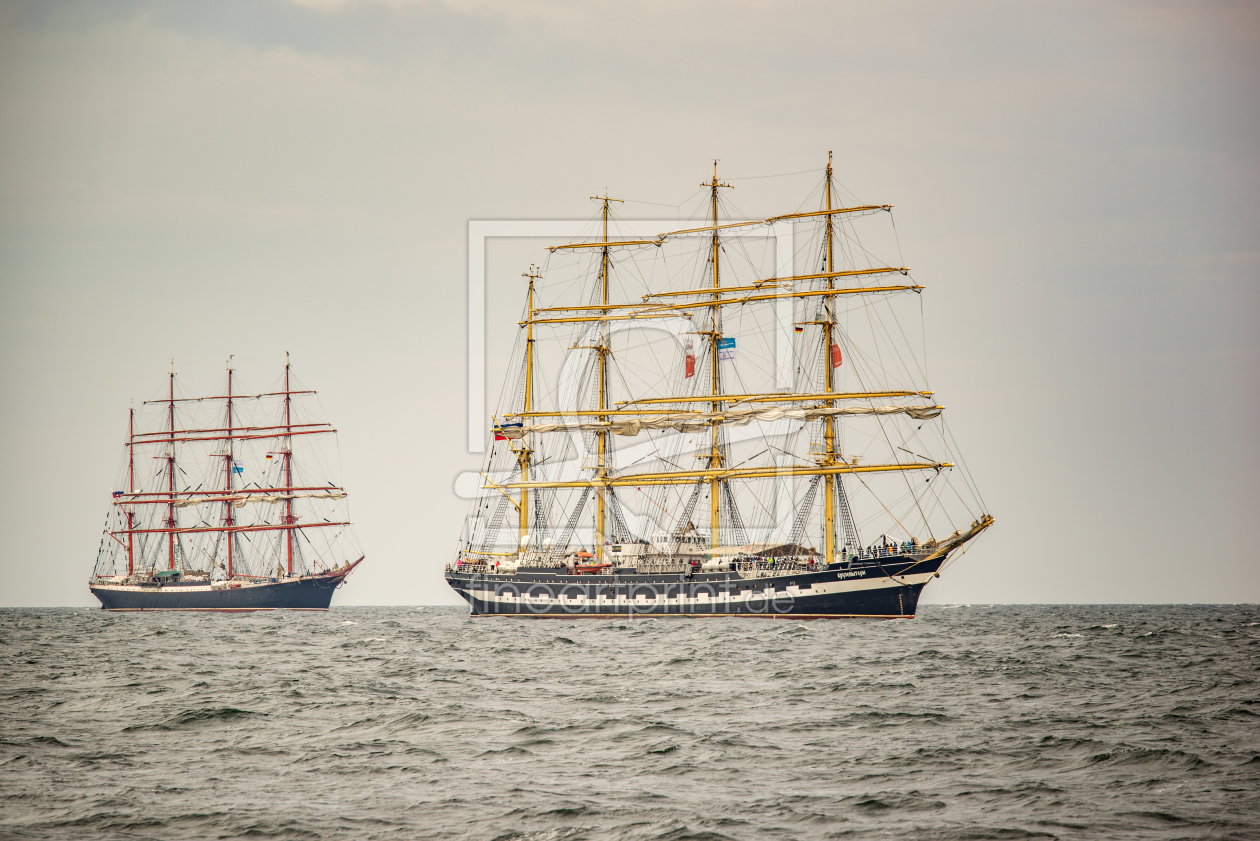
[822,152,838,563]
[706,163,732,548]
[517,265,541,548]
[594,194,621,559]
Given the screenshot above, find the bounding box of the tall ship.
[446,155,993,618]
[91,356,364,611]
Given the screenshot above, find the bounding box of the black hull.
[91,573,349,612]
[445,555,942,619]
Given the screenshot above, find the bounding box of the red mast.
[225,357,234,579]
[284,352,295,576]
[127,402,135,576]
[167,361,177,570]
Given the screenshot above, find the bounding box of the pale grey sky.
[1,0,1256,606]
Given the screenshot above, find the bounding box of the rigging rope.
[835,474,861,553]
[477,467,521,556]
[787,475,822,550]
[669,480,705,557]
[549,487,591,562]
[720,480,749,547]
[607,488,638,544]
[531,488,552,543]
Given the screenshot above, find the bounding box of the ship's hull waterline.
[90,569,353,612]
[446,555,944,619]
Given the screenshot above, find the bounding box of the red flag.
[830,343,842,369]
[684,341,695,379]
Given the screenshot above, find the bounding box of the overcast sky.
[1,0,1257,606]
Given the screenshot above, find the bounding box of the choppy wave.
[0,605,1257,840]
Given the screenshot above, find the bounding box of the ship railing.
[726,548,931,575]
[731,559,819,578]
[445,561,620,575]
[847,546,932,560]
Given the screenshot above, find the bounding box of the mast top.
[702,160,732,190]
[227,355,234,372]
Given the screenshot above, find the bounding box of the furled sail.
[160,491,348,509]
[501,404,944,438]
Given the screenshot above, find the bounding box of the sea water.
[1,605,1257,840]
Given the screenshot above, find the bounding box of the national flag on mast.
[493,421,523,441]
[830,343,843,369]
[683,339,695,379]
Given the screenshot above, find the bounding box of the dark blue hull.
[91,573,349,611]
[445,555,942,619]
